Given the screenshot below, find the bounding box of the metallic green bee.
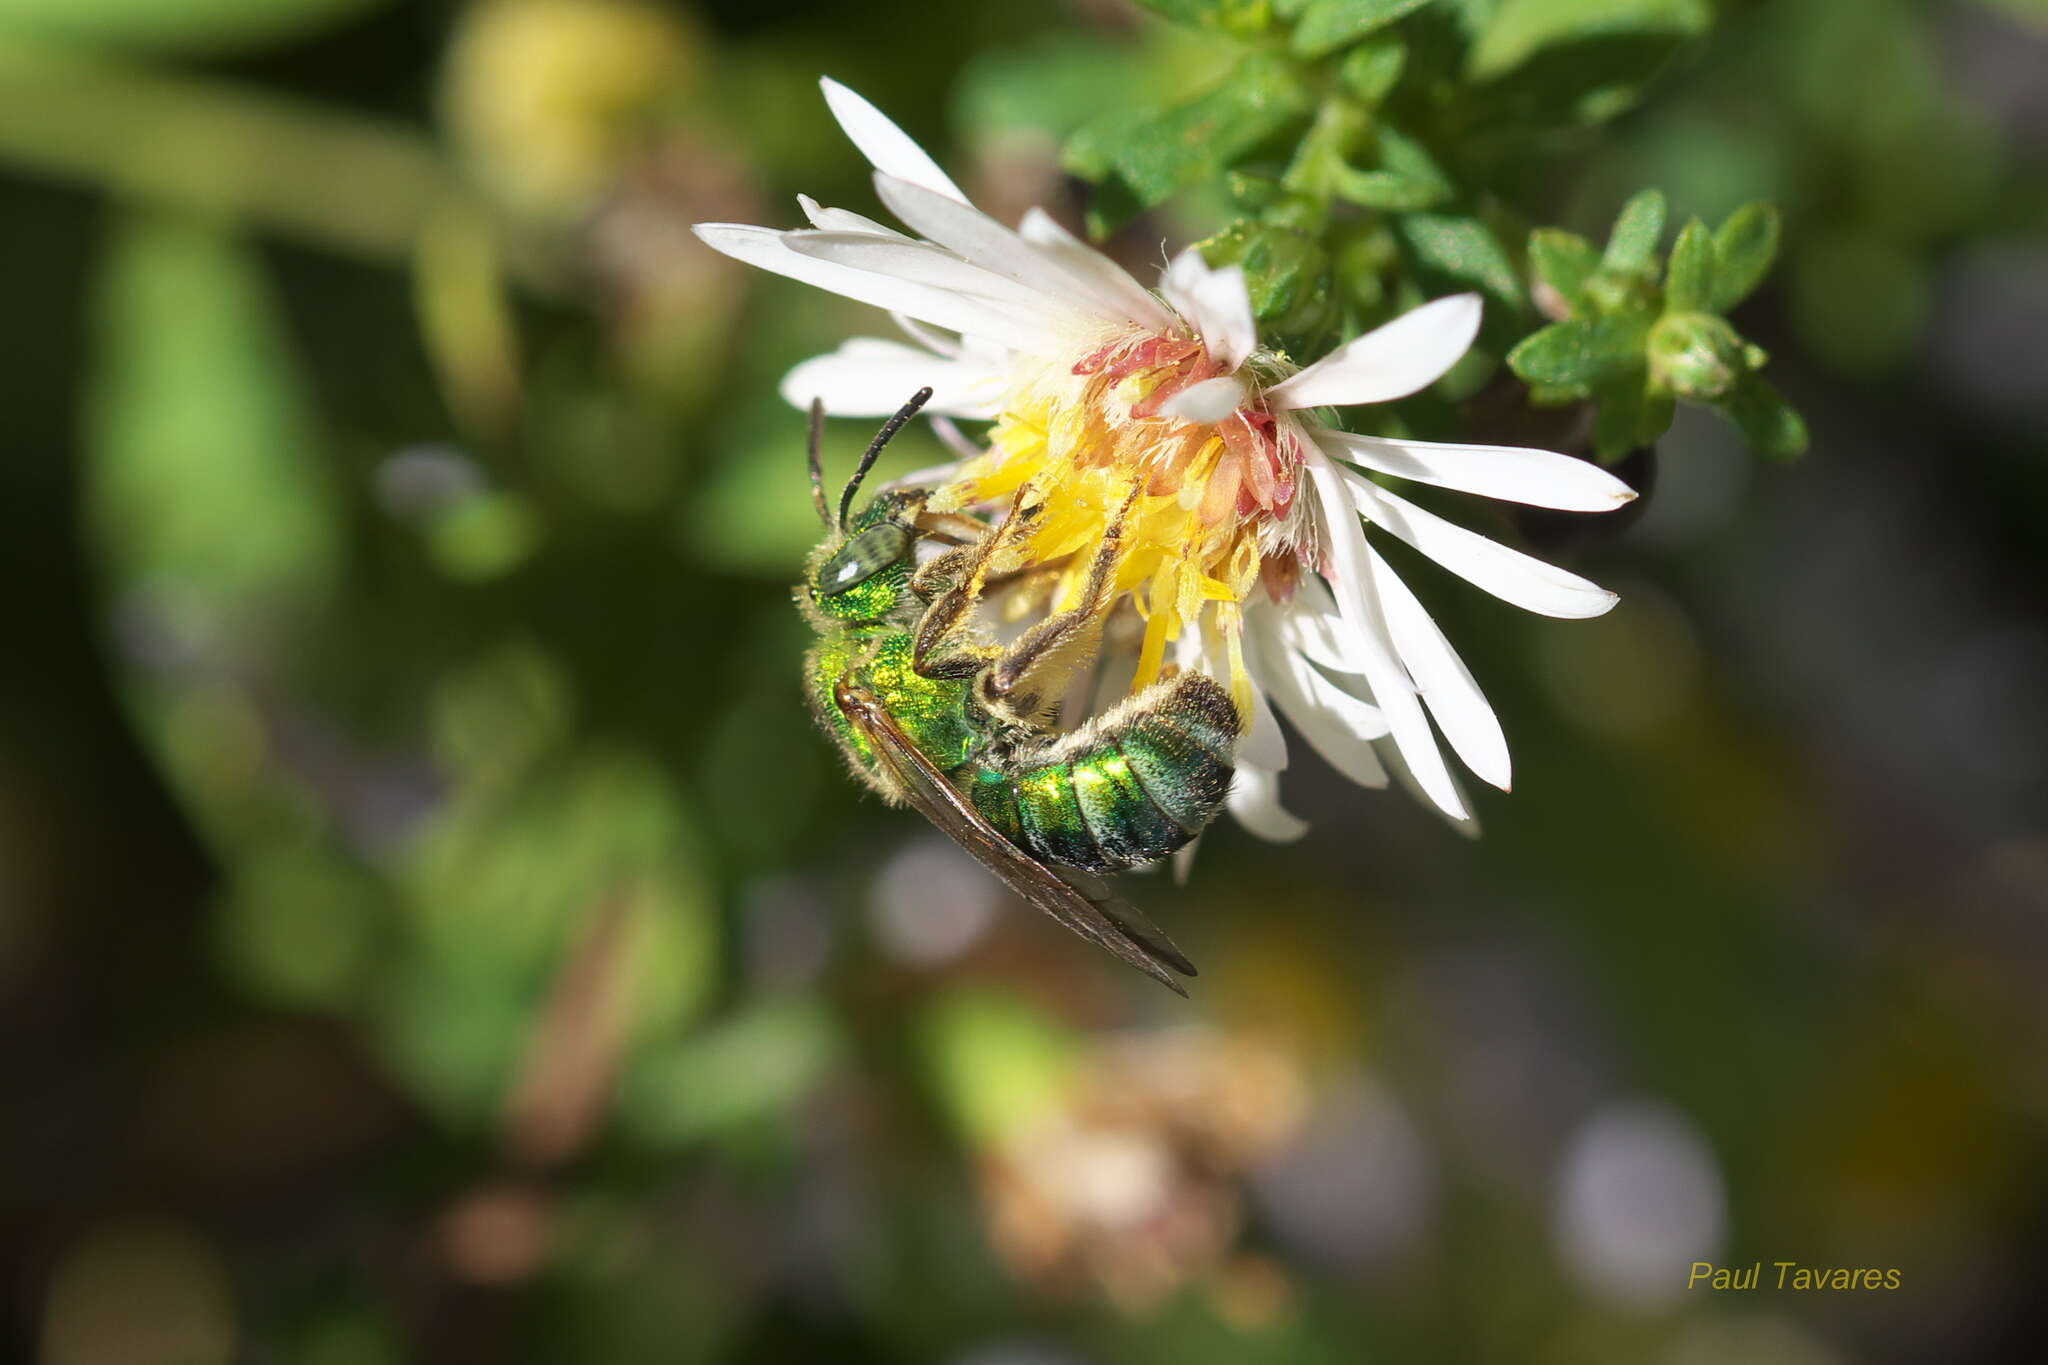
[799,388,1238,994]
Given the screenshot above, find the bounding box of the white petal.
[1170,838,1200,885]
[1366,545,1511,791]
[1159,247,1207,319]
[1275,574,1368,674]
[1158,249,1257,372]
[819,77,968,204]
[1018,208,1177,332]
[1266,293,1482,411]
[797,194,904,238]
[1159,375,1247,423]
[1307,451,1468,820]
[1344,472,1620,620]
[1228,762,1310,842]
[1246,608,1391,789]
[1316,426,1637,511]
[874,175,1133,326]
[780,337,1004,419]
[925,415,986,461]
[882,457,966,490]
[693,223,1055,353]
[1241,673,1289,772]
[785,231,1071,315]
[890,311,964,360]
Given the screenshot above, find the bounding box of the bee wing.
[843,689,1198,995]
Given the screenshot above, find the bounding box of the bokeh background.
[3,0,2046,1361]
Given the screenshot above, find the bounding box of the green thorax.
[807,630,977,781]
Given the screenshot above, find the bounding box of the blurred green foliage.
[1070,0,1808,462]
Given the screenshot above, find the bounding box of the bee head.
[803,387,935,622]
[808,490,925,618]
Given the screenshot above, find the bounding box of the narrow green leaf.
[1527,227,1600,311]
[1708,201,1780,312]
[1507,313,1650,391]
[1469,0,1713,80]
[86,211,338,605]
[1662,217,1716,314]
[1333,122,1452,210]
[1105,53,1314,206]
[1132,0,1276,35]
[1722,374,1809,460]
[1376,122,1451,190]
[1397,212,1526,313]
[1337,34,1408,104]
[1603,188,1666,274]
[1334,168,1449,210]
[1292,0,1440,57]
[0,0,383,56]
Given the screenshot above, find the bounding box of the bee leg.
[910,485,1035,679]
[983,483,1139,703]
[913,508,994,546]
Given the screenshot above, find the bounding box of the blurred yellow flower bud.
[441,0,702,226]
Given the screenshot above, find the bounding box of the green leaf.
[1592,373,1672,461]
[921,991,1079,1143]
[1707,201,1780,312]
[1722,374,1808,460]
[386,748,717,1126]
[1507,313,1650,392]
[1603,187,1666,274]
[1337,33,1407,104]
[1061,115,1116,182]
[1662,217,1715,314]
[1468,0,1713,80]
[86,211,338,606]
[621,1000,841,1147]
[1308,108,1450,212]
[1133,0,1276,33]
[954,33,1152,145]
[1376,121,1451,190]
[0,0,384,55]
[1334,168,1448,210]
[1292,0,1440,57]
[1200,221,1335,349]
[1527,227,1600,311]
[1102,53,1315,207]
[1397,212,1526,314]
[1083,173,1144,240]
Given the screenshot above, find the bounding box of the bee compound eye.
[816,523,911,595]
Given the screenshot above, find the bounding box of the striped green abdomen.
[956,674,1236,874]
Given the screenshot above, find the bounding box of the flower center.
[933,329,1311,720]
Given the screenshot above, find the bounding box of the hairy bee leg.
[910,486,1036,678]
[985,483,1141,702]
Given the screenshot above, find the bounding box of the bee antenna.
[806,398,831,527]
[839,386,933,530]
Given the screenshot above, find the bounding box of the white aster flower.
[693,78,1636,831]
